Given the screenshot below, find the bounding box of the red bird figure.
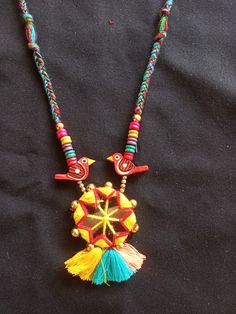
[55,157,95,181]
[107,153,149,176]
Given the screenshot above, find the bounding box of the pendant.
[65,182,146,285]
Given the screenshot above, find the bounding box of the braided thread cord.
[124,0,173,161]
[19,0,173,165]
[18,0,78,167]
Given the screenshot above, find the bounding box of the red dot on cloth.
[107,19,114,25]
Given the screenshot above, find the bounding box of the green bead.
[125,145,136,153]
[65,150,76,159]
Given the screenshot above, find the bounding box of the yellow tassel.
[115,243,146,270]
[65,247,103,281]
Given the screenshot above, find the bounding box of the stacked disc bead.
[124,113,141,161]
[56,123,78,167]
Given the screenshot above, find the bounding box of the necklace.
[18,0,174,285]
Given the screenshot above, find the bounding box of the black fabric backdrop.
[0,1,235,313]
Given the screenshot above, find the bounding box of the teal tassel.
[92,249,136,285]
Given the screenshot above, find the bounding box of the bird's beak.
[87,158,96,166]
[106,155,113,162]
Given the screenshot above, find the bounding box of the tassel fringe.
[65,243,145,285]
[65,247,103,280]
[115,243,146,270]
[92,249,136,285]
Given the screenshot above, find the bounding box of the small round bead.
[120,188,125,193]
[78,182,86,192]
[132,223,139,233]
[127,140,138,146]
[87,244,94,251]
[123,176,127,180]
[121,179,126,184]
[57,129,68,139]
[56,122,64,130]
[133,114,141,122]
[87,183,96,191]
[120,183,126,188]
[62,144,73,152]
[71,200,78,209]
[125,147,136,153]
[129,122,140,131]
[131,199,138,208]
[60,136,72,145]
[128,132,139,138]
[64,150,76,159]
[128,129,139,135]
[71,228,80,237]
[105,182,113,188]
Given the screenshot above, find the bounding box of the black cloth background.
[0,1,235,313]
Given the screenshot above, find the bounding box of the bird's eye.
[82,158,87,163]
[115,155,120,160]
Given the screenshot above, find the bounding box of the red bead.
[66,157,78,166]
[124,152,134,160]
[129,122,140,131]
[57,128,68,139]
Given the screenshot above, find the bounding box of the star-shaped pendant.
[71,184,138,248]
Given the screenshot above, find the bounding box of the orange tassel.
[116,243,146,270]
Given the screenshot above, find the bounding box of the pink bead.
[66,157,78,166]
[129,122,140,131]
[57,128,68,139]
[128,137,137,142]
[127,140,137,146]
[63,144,73,152]
[124,152,134,160]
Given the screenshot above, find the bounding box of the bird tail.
[54,173,78,181]
[132,165,149,174]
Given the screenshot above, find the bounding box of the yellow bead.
[128,130,139,136]
[120,188,125,193]
[133,114,141,122]
[71,228,80,237]
[132,223,139,233]
[105,181,113,188]
[71,200,78,209]
[128,132,139,138]
[60,136,72,145]
[87,183,96,191]
[131,199,138,208]
[87,244,94,251]
[56,122,64,130]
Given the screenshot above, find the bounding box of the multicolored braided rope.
[18,0,173,166]
[19,0,78,168]
[124,0,173,161]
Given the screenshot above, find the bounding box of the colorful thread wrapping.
[124,0,173,161]
[19,0,173,168]
[19,0,78,165]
